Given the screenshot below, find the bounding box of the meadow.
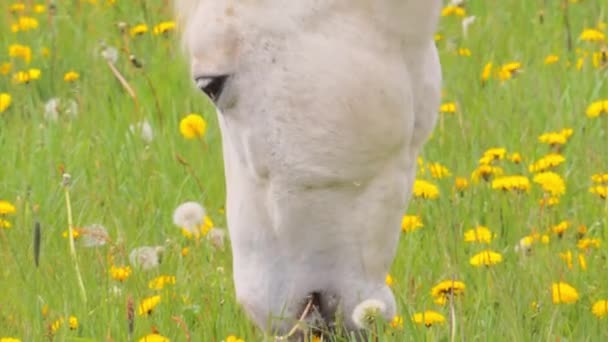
[1,0,607,341]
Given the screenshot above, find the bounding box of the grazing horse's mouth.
[195,75,230,102]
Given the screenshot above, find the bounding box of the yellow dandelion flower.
[509,152,522,164]
[481,62,493,83]
[590,185,608,199]
[544,54,559,65]
[11,16,39,32]
[479,148,507,165]
[34,4,46,13]
[551,220,570,237]
[578,253,587,270]
[149,275,176,290]
[8,44,32,64]
[0,62,11,75]
[0,338,22,342]
[592,300,608,319]
[12,68,41,84]
[585,100,608,118]
[68,316,78,330]
[539,196,560,207]
[9,3,26,12]
[412,310,446,327]
[559,250,574,269]
[0,93,12,113]
[50,317,64,333]
[434,34,443,42]
[464,226,494,243]
[592,50,608,68]
[491,175,530,192]
[138,295,161,316]
[0,219,12,229]
[538,128,573,146]
[533,172,566,196]
[441,6,465,17]
[130,24,149,37]
[431,280,465,300]
[470,250,503,267]
[62,228,81,239]
[152,21,176,35]
[471,165,503,182]
[401,215,423,233]
[385,274,394,287]
[179,113,207,139]
[439,102,457,114]
[541,234,550,244]
[551,282,579,304]
[577,238,601,250]
[390,315,404,329]
[454,177,469,191]
[413,179,439,199]
[0,200,16,215]
[528,153,565,173]
[498,62,522,80]
[109,265,132,282]
[458,48,472,57]
[580,28,606,42]
[427,162,451,179]
[225,335,245,342]
[63,71,79,82]
[591,173,608,184]
[138,334,170,342]
[181,247,189,257]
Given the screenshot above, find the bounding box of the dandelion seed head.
[351,299,387,329]
[129,246,164,271]
[173,201,206,233]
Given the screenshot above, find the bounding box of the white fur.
[176,0,441,334]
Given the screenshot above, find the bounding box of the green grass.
[1,0,607,341]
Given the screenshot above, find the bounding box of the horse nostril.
[195,75,230,101]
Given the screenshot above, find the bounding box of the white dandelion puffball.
[173,201,206,233]
[351,299,387,329]
[129,120,154,144]
[207,228,226,249]
[44,98,60,121]
[80,223,109,247]
[101,45,118,64]
[44,98,79,121]
[129,246,164,270]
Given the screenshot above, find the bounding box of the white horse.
[176,0,441,337]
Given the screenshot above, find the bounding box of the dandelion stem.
[63,174,87,304]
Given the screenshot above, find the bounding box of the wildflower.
[464,226,494,243]
[427,162,451,179]
[130,24,149,37]
[80,223,109,247]
[439,102,457,113]
[44,97,79,121]
[577,238,601,250]
[50,317,64,333]
[470,250,503,267]
[9,3,26,12]
[385,274,394,287]
[491,175,530,192]
[138,333,170,342]
[508,152,522,164]
[434,34,443,42]
[592,173,608,184]
[590,185,608,199]
[181,247,189,257]
[34,4,46,13]
[528,153,565,173]
[538,128,573,146]
[101,45,119,64]
[551,282,579,304]
[454,177,469,192]
[471,165,503,182]
[109,265,132,282]
[481,62,493,83]
[207,227,227,249]
[0,200,16,215]
[179,114,207,139]
[0,93,11,113]
[11,16,39,32]
[0,338,22,342]
[152,21,176,35]
[458,48,471,57]
[544,54,559,64]
[68,316,78,330]
[479,148,507,165]
[0,219,11,229]
[149,275,176,290]
[586,100,608,118]
[12,68,41,84]
[533,172,566,196]
[592,300,608,319]
[226,336,245,342]
[0,62,11,75]
[498,62,522,80]
[62,228,81,239]
[8,44,32,63]
[390,315,404,329]
[431,280,465,303]
[138,295,161,316]
[580,28,606,42]
[63,71,79,82]
[173,201,207,234]
[413,179,439,199]
[351,299,387,329]
[441,6,465,17]
[129,246,164,271]
[412,310,446,327]
[551,220,570,237]
[539,196,560,207]
[129,120,154,144]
